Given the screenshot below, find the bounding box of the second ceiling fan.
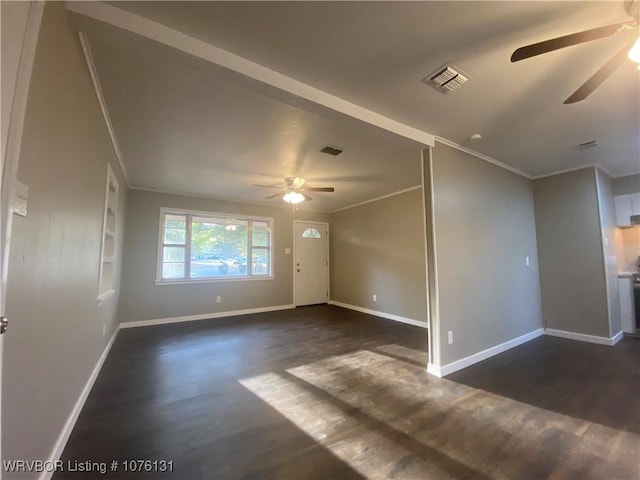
[254,177,335,205]
[511,0,639,104]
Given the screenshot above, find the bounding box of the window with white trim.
[158,209,273,282]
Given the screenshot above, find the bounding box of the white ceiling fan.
[254,177,335,205]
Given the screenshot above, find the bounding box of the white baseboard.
[426,363,442,377]
[427,328,544,378]
[120,304,296,329]
[41,326,121,480]
[611,330,624,345]
[544,328,623,346]
[328,300,427,329]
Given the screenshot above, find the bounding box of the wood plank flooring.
[57,305,639,479]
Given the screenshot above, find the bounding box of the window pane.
[158,211,272,282]
[164,228,186,244]
[162,262,184,279]
[252,249,269,276]
[191,216,248,278]
[302,228,321,238]
[165,214,186,229]
[163,246,185,262]
[252,231,269,247]
[252,221,270,247]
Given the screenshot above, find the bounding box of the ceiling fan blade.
[253,184,284,189]
[303,193,313,202]
[265,193,283,199]
[563,44,630,104]
[304,187,335,192]
[510,22,631,62]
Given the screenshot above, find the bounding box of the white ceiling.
[70,1,639,210]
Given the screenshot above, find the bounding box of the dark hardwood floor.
[57,305,639,479]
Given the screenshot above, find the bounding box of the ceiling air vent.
[423,64,469,94]
[320,146,343,156]
[577,140,599,150]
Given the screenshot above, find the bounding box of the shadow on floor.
[447,335,640,435]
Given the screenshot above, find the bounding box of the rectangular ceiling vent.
[577,140,599,150]
[320,146,343,156]
[424,64,469,94]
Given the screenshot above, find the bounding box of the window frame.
[155,207,275,285]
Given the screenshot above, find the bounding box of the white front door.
[294,221,329,306]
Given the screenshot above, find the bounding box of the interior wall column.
[421,147,441,372]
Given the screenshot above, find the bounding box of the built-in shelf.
[98,164,119,300]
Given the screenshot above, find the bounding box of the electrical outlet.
[285,248,291,254]
[525,256,530,267]
[447,331,453,344]
[216,295,222,304]
[372,294,377,302]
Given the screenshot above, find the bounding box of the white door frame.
[0,2,44,475]
[292,220,330,307]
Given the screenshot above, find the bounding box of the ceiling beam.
[65,1,435,148]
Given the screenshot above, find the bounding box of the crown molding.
[434,137,532,179]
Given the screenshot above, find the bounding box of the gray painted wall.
[533,167,610,337]
[329,188,427,324]
[431,143,542,366]
[3,2,127,474]
[612,174,640,196]
[119,190,329,323]
[595,169,621,336]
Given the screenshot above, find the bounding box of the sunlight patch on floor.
[240,348,639,479]
[239,372,455,479]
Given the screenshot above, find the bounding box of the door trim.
[292,220,330,307]
[0,3,44,478]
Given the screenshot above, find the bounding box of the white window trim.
[156,207,275,285]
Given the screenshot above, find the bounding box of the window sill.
[155,276,275,286]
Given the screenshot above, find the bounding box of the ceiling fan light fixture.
[282,191,305,204]
[628,37,640,63]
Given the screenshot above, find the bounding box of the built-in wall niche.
[98,164,118,302]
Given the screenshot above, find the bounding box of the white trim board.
[544,328,624,346]
[427,328,544,378]
[41,326,120,480]
[329,300,427,329]
[120,304,295,329]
